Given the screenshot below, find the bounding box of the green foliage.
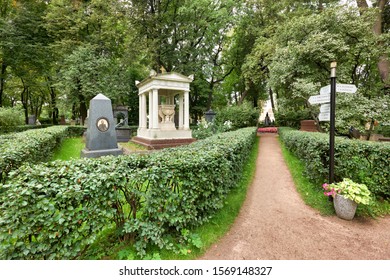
[274,108,312,129]
[332,94,390,135]
[214,102,259,130]
[329,178,372,205]
[192,119,233,140]
[279,127,390,198]
[0,158,119,259]
[0,124,53,135]
[0,106,25,127]
[65,126,86,137]
[0,126,68,181]
[0,127,257,259]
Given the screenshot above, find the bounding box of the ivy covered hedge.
[0,127,257,259]
[278,127,390,198]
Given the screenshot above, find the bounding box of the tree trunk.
[20,83,29,125]
[206,82,214,111]
[47,76,58,124]
[269,88,275,112]
[0,62,6,107]
[79,94,87,126]
[357,0,389,88]
[375,0,390,87]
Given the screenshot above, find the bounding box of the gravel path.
[200,134,390,260]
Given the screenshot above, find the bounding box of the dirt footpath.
[200,134,390,260]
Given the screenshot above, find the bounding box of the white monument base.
[137,128,192,139]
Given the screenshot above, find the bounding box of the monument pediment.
[136,72,194,90]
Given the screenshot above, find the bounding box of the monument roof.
[136,71,194,89]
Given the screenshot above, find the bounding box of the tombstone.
[60,115,66,125]
[81,94,123,158]
[28,115,36,125]
[113,105,129,126]
[205,109,216,123]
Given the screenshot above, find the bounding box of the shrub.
[214,102,259,130]
[0,106,25,127]
[0,124,54,135]
[66,126,86,137]
[274,109,312,129]
[192,119,233,140]
[279,127,390,198]
[0,127,257,259]
[0,126,69,181]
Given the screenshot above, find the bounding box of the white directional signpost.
[309,84,358,122]
[308,63,358,187]
[318,112,330,122]
[319,84,357,95]
[308,94,330,105]
[320,103,330,113]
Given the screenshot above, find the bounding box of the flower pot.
[334,194,357,220]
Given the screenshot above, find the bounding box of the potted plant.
[322,178,371,220]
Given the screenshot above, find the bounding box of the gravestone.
[28,115,36,125]
[81,94,123,158]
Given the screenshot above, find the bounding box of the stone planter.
[334,194,357,220]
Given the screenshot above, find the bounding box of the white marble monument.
[132,71,195,149]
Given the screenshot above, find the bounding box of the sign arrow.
[335,83,357,93]
[320,103,331,113]
[318,112,330,122]
[308,94,330,105]
[319,84,357,95]
[320,85,330,95]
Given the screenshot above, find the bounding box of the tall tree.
[0,0,52,122]
[129,0,239,115]
[0,0,13,107]
[45,0,145,124]
[356,0,390,90]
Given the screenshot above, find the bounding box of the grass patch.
[279,137,390,218]
[119,141,148,152]
[51,137,85,161]
[279,138,335,216]
[83,135,260,260]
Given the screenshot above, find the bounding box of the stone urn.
[334,194,357,220]
[158,104,176,130]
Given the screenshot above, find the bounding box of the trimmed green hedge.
[0,126,87,181]
[0,124,53,135]
[278,127,390,198]
[0,126,70,181]
[0,127,257,259]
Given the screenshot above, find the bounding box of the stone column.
[184,91,190,130]
[148,91,153,129]
[138,94,142,128]
[178,93,184,129]
[141,93,147,128]
[152,89,159,129]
